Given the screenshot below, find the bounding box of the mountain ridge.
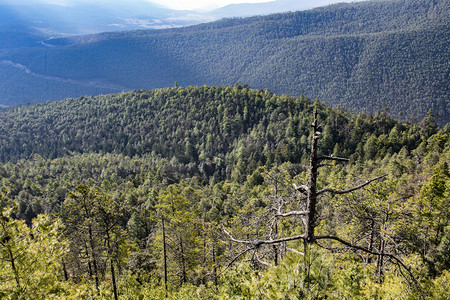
[0,0,448,123]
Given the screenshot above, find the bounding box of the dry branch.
[317,175,386,196]
[318,155,350,163]
[222,110,417,289]
[315,234,420,287]
[276,210,308,218]
[223,226,305,247]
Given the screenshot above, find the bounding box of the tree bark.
[305,110,320,243]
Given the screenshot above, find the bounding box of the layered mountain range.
[0,0,448,123]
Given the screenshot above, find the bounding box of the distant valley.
[0,0,448,124]
[0,0,354,36]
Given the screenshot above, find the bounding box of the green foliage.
[61,185,132,298]
[0,84,448,298]
[0,0,448,123]
[0,85,428,177]
[0,192,68,299]
[429,270,450,300]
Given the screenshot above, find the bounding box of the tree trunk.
[305,110,320,243]
[7,247,21,290]
[212,242,218,286]
[377,239,385,281]
[88,223,100,295]
[367,218,375,264]
[180,236,187,284]
[62,259,69,281]
[162,216,168,291]
[110,259,118,300]
[106,231,118,300]
[273,220,278,266]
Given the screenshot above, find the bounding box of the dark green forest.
[0,0,448,124]
[0,85,449,298]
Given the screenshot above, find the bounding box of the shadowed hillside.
[0,0,448,123]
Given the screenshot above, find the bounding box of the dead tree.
[223,109,419,288]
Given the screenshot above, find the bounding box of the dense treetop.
[0,85,430,169]
[0,0,448,123]
[0,84,448,298]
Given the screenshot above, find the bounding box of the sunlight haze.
[0,0,361,11]
[149,0,274,10]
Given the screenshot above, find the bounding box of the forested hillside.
[0,85,429,167]
[0,85,449,298]
[0,0,448,123]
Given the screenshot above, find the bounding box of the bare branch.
[218,247,253,276]
[244,251,271,267]
[268,216,278,238]
[317,175,386,196]
[223,225,305,245]
[276,210,308,218]
[293,183,308,194]
[222,227,252,245]
[318,155,350,163]
[286,247,304,256]
[318,163,333,168]
[315,235,419,287]
[254,253,271,267]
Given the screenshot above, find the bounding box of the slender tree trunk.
[273,221,278,266]
[180,236,187,284]
[377,209,389,281]
[377,239,385,281]
[305,110,319,243]
[110,259,118,300]
[434,216,442,245]
[302,110,320,284]
[212,242,218,286]
[88,224,100,295]
[106,232,118,300]
[62,259,69,281]
[367,218,375,264]
[7,247,21,290]
[85,242,93,278]
[303,240,311,288]
[162,216,168,291]
[423,228,429,258]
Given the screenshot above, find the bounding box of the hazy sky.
[2,0,276,11]
[150,0,274,10]
[2,0,353,11]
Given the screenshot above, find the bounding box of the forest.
[0,85,449,298]
[0,0,448,124]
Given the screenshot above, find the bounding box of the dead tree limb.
[276,210,308,218]
[218,247,253,276]
[315,235,421,289]
[222,109,418,288]
[223,226,305,247]
[318,155,350,163]
[318,175,386,196]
